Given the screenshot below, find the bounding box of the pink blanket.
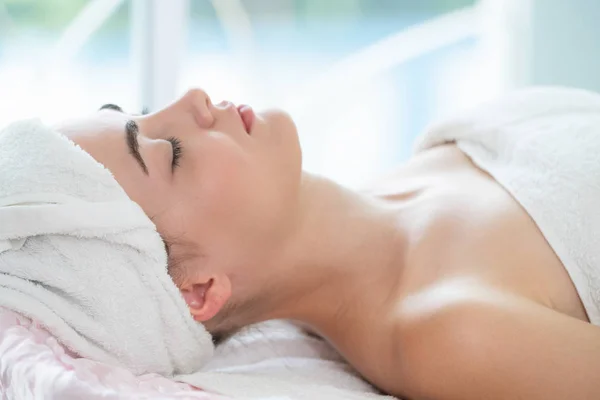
[0,310,229,399]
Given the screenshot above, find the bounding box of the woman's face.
[55,88,302,326]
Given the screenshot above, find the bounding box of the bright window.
[0,0,135,125]
[1,0,491,187]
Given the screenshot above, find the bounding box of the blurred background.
[1,0,599,187]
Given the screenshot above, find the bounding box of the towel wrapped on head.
[0,119,213,376]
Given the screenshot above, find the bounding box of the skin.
[55,88,600,399]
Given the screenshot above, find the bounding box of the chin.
[260,108,297,136]
[258,108,303,173]
[260,107,300,146]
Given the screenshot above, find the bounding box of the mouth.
[236,104,255,135]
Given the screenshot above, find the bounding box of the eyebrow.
[125,120,148,175]
[99,103,124,112]
[99,103,149,115]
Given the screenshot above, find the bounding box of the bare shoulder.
[385,280,600,400]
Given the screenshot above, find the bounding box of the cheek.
[191,147,252,228]
[185,129,300,260]
[188,161,266,268]
[194,152,281,251]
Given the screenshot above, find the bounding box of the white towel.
[414,86,600,325]
[0,119,213,376]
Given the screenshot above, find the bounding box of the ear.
[180,273,231,322]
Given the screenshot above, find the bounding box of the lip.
[236,104,255,134]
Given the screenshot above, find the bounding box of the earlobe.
[181,275,231,322]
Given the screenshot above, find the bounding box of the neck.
[250,172,408,336]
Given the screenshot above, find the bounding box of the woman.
[54,86,600,399]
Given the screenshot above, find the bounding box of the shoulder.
[391,279,600,400]
[390,281,529,398]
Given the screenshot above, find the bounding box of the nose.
[182,88,215,128]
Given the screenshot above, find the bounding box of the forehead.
[54,110,129,144]
[55,111,135,166]
[53,111,145,185]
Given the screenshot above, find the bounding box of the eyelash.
[167,137,183,170]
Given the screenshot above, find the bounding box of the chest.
[397,170,588,323]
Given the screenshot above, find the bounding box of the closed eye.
[167,137,183,170]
